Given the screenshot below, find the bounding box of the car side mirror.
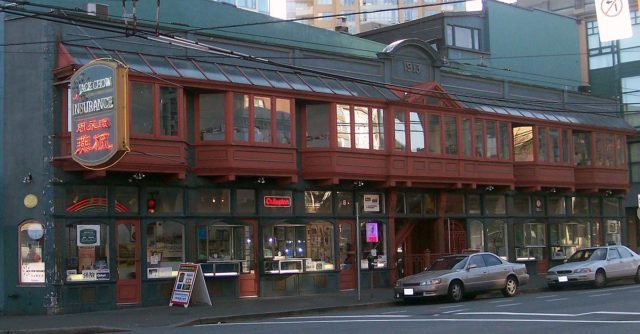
[467,263,478,270]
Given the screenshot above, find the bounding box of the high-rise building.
[214,0,271,15]
[286,0,468,34]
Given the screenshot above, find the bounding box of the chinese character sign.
[70,59,129,168]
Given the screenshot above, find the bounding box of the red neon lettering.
[74,132,113,155]
[264,197,291,207]
[76,118,111,133]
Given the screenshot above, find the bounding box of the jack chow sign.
[70,59,129,168]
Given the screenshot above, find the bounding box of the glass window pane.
[276,99,291,145]
[372,108,384,150]
[114,187,139,213]
[61,185,108,213]
[571,197,589,215]
[486,120,497,159]
[262,190,293,215]
[336,191,354,215]
[306,104,329,148]
[254,96,272,143]
[262,70,292,89]
[485,195,506,215]
[305,191,333,214]
[409,111,424,152]
[394,111,406,150]
[512,195,531,215]
[513,126,533,162]
[562,129,570,163]
[219,65,251,85]
[454,26,473,48]
[395,193,406,214]
[354,106,370,149]
[198,62,230,82]
[199,93,226,141]
[445,116,457,155]
[467,194,481,214]
[236,189,256,214]
[499,121,510,160]
[146,188,184,214]
[160,86,178,136]
[196,223,251,272]
[233,94,249,142]
[169,58,206,80]
[191,189,231,213]
[337,104,352,148]
[65,223,110,282]
[462,118,472,157]
[360,220,387,269]
[131,83,153,135]
[20,220,45,284]
[548,196,566,215]
[444,193,464,214]
[406,193,423,214]
[241,68,271,87]
[144,55,179,77]
[146,220,184,278]
[468,220,483,250]
[424,193,436,214]
[549,128,560,162]
[428,114,441,154]
[603,198,619,216]
[475,119,484,158]
[574,131,592,165]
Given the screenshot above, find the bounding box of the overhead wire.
[0,1,633,119]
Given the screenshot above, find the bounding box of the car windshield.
[567,248,607,262]
[428,256,468,271]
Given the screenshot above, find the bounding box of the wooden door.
[116,220,141,304]
[338,220,356,290]
[239,219,258,297]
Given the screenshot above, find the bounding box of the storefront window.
[114,187,138,213]
[424,193,436,214]
[191,189,230,214]
[485,195,506,215]
[360,220,387,269]
[306,104,329,148]
[196,222,252,273]
[549,220,591,260]
[406,193,423,214]
[146,220,184,278]
[571,197,589,215]
[236,189,256,214]
[336,191,353,215]
[603,197,620,216]
[145,188,184,214]
[515,222,545,260]
[59,185,108,213]
[547,196,566,215]
[605,219,621,245]
[467,195,481,215]
[512,195,531,215]
[468,220,483,250]
[395,193,406,214]
[65,223,110,282]
[19,220,45,284]
[304,191,333,214]
[487,219,506,259]
[199,93,225,141]
[357,193,385,214]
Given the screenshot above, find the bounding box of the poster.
[363,194,380,212]
[169,263,211,307]
[366,222,379,243]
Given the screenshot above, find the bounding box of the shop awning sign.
[69,59,129,168]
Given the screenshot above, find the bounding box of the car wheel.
[448,281,464,302]
[502,275,518,297]
[635,267,640,284]
[594,269,606,288]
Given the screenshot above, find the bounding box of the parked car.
[394,252,529,303]
[546,245,640,289]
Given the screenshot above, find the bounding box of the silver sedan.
[546,245,640,289]
[394,252,529,302]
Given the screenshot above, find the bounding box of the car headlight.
[574,268,592,273]
[395,280,402,287]
[420,278,442,286]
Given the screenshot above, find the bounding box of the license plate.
[558,276,568,282]
[404,288,414,296]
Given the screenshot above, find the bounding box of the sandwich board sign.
[169,263,212,307]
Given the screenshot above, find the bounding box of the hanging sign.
[69,59,129,168]
[169,263,212,307]
[595,0,632,42]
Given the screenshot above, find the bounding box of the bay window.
[130,82,181,138]
[233,94,293,145]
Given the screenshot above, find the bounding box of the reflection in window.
[428,115,441,154]
[236,189,256,214]
[462,118,472,157]
[394,111,406,150]
[444,193,464,214]
[146,188,184,214]
[354,106,370,149]
[191,189,230,213]
[512,195,531,215]
[131,82,153,134]
[514,222,545,260]
[486,120,497,159]
[571,197,589,215]
[337,104,351,148]
[62,185,107,213]
[549,128,560,162]
[19,220,45,284]
[548,197,566,215]
[372,108,384,150]
[467,194,480,215]
[336,191,353,215]
[475,119,484,157]
[549,221,591,260]
[146,221,185,278]
[276,98,291,144]
[485,195,506,215]
[409,112,424,152]
[360,220,387,269]
[444,116,457,155]
[262,190,293,215]
[306,104,329,147]
[160,87,178,136]
[254,96,272,143]
[305,191,333,214]
[487,220,506,259]
[468,220,484,251]
[233,94,249,142]
[65,223,110,282]
[538,127,548,162]
[196,223,252,272]
[114,187,138,213]
[199,93,226,141]
[499,122,510,160]
[513,125,533,162]
[573,131,592,165]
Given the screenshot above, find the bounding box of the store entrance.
[116,220,141,304]
[338,220,356,290]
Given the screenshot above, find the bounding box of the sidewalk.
[0,274,548,334]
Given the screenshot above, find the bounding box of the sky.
[269,0,518,19]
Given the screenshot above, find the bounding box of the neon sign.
[264,196,292,207]
[70,59,129,168]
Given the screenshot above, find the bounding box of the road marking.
[280,315,410,320]
[495,303,521,307]
[588,293,612,297]
[439,305,464,309]
[441,309,468,314]
[455,311,640,317]
[545,298,568,302]
[488,300,512,304]
[536,295,558,299]
[381,310,407,315]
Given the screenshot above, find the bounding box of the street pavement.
[0,274,548,334]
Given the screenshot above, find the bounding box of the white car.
[546,245,640,289]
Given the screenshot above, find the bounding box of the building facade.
[0,0,634,315]
[516,0,640,259]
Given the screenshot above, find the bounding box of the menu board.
[169,263,211,307]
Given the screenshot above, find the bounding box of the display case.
[200,261,242,277]
[264,258,304,274]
